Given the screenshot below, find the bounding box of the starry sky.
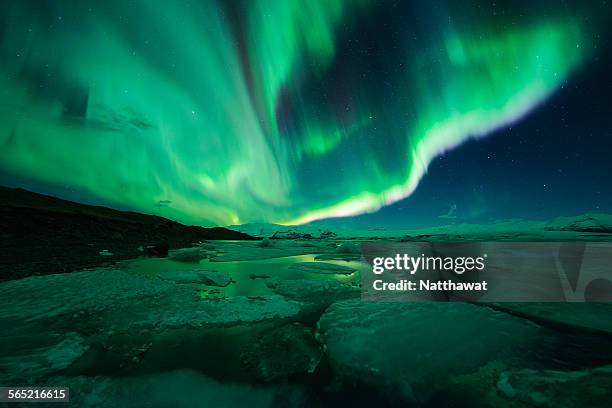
[0,0,610,227]
[328,36,612,230]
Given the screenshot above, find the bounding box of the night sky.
[337,36,612,229]
[0,0,610,227]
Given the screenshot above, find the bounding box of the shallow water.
[122,250,361,298]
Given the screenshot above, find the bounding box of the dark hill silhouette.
[0,186,257,281]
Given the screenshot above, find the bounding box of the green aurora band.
[0,1,605,225]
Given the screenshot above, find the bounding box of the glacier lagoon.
[2,236,612,407]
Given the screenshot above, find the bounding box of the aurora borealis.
[0,1,609,226]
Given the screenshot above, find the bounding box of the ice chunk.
[157,270,231,286]
[289,262,355,275]
[266,278,359,301]
[0,332,88,383]
[493,365,612,406]
[258,237,273,247]
[316,300,541,403]
[168,247,206,263]
[241,323,322,382]
[0,269,302,332]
